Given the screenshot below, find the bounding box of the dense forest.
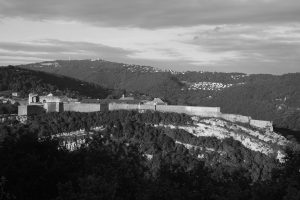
[20,60,300,130]
[0,102,18,115]
[0,110,300,200]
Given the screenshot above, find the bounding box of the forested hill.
[0,66,112,99]
[19,60,300,130]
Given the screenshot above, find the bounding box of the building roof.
[153,98,166,104]
[144,98,167,105]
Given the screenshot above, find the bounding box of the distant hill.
[0,66,112,99]
[18,60,300,130]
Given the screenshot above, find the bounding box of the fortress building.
[18,93,273,131]
[22,93,108,114]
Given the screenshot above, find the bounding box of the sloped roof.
[153,98,165,104]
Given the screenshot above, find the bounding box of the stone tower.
[28,93,39,104]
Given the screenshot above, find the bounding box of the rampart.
[108,103,221,118]
[21,94,273,130]
[220,113,251,124]
[108,103,271,130]
[139,104,156,110]
[109,103,140,111]
[220,113,273,130]
[250,119,273,131]
[18,105,44,116]
[44,102,63,112]
[63,103,101,112]
[156,105,221,118]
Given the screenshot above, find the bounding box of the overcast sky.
[0,0,299,74]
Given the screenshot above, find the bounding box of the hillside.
[18,60,300,130]
[0,66,112,99]
[19,60,183,99]
[1,110,299,200]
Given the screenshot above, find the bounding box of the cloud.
[0,22,299,74]
[0,0,299,28]
[184,24,300,73]
[0,39,134,65]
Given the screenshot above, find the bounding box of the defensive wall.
[156,105,221,118]
[109,103,221,118]
[18,105,45,116]
[249,119,273,131]
[109,103,140,111]
[44,102,64,113]
[108,103,272,130]
[220,113,251,124]
[20,94,273,130]
[63,103,109,112]
[220,113,273,131]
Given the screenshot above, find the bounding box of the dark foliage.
[0,66,112,99]
[0,110,299,199]
[0,103,18,115]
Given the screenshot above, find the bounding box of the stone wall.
[21,93,274,130]
[44,102,63,112]
[156,105,221,117]
[139,104,156,110]
[99,103,109,112]
[109,103,140,111]
[18,105,28,116]
[220,113,251,124]
[220,113,273,130]
[108,103,221,117]
[63,103,101,112]
[18,105,44,116]
[250,119,273,131]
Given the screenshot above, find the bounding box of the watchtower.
[28,93,39,104]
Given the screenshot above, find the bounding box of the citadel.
[18,93,273,131]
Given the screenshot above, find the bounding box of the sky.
[0,0,300,74]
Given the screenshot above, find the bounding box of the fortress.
[18,93,273,131]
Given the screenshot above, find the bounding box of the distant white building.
[12,92,19,97]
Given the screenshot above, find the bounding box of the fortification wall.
[99,103,109,112]
[44,102,63,112]
[63,103,100,112]
[250,119,273,131]
[18,105,28,116]
[220,113,251,124]
[138,104,156,110]
[109,103,140,111]
[156,105,221,117]
[108,103,221,117]
[18,105,45,116]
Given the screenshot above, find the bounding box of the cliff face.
[50,115,290,183]
[156,117,287,163]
